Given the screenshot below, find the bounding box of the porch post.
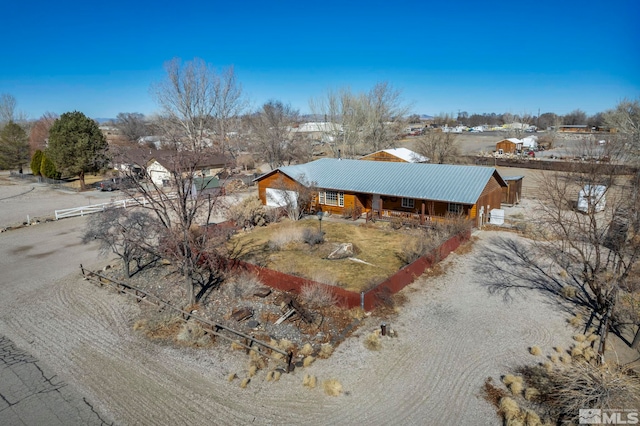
[421,202,425,225]
[379,198,383,218]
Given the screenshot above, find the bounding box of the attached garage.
[265,188,298,208]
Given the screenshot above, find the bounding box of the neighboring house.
[502,176,524,205]
[495,139,522,154]
[558,125,589,133]
[360,148,429,163]
[291,122,343,143]
[254,158,506,227]
[189,176,225,198]
[495,137,538,153]
[146,152,229,187]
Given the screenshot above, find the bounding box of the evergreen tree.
[30,150,43,175]
[46,111,108,189]
[0,121,29,172]
[40,153,60,179]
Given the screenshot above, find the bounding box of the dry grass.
[248,365,257,377]
[273,371,281,381]
[524,387,540,401]
[524,409,542,426]
[323,379,343,396]
[318,343,334,359]
[224,271,263,299]
[302,374,317,389]
[300,283,338,307]
[278,339,294,352]
[227,373,237,382]
[570,346,583,358]
[529,346,542,356]
[560,354,572,364]
[229,219,426,292]
[363,332,381,351]
[568,313,583,327]
[549,355,559,363]
[553,346,563,353]
[303,356,315,368]
[240,378,250,389]
[499,397,520,421]
[503,375,523,386]
[299,343,314,356]
[231,341,245,351]
[572,334,586,342]
[561,286,577,298]
[509,381,523,396]
[265,371,274,382]
[176,321,208,346]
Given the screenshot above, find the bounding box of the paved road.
[0,216,113,425]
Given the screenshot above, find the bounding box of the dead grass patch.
[229,219,452,292]
[363,332,381,351]
[529,346,542,356]
[322,379,343,396]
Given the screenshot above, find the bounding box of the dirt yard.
[0,172,607,425]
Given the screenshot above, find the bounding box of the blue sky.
[1,0,638,120]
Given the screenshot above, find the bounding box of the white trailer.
[577,185,606,213]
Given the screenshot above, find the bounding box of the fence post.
[360,291,365,311]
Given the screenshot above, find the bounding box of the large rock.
[327,243,354,260]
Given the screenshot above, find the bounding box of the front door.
[372,194,380,210]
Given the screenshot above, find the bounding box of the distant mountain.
[420,114,434,120]
[94,117,115,124]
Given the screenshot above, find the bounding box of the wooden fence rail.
[80,265,294,371]
[55,192,178,220]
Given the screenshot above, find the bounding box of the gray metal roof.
[269,158,505,205]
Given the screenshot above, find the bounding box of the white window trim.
[320,190,344,207]
[401,198,414,209]
[447,203,463,214]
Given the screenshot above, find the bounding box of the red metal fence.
[226,229,471,311]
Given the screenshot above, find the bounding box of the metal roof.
[265,158,505,205]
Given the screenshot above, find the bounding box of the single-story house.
[501,176,524,205]
[189,176,225,198]
[146,152,229,187]
[360,148,429,163]
[495,139,521,154]
[254,158,507,227]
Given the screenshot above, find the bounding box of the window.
[401,198,414,209]
[447,203,463,215]
[320,191,344,207]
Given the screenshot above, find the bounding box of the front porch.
[365,209,451,227]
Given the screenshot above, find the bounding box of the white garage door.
[265,188,298,208]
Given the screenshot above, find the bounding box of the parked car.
[98,177,136,191]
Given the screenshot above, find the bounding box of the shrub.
[224,271,262,299]
[268,226,304,250]
[364,332,381,351]
[273,371,281,381]
[303,356,315,367]
[323,379,343,396]
[40,153,60,179]
[30,150,43,176]
[529,346,542,356]
[302,228,324,246]
[300,283,337,307]
[524,387,540,401]
[228,373,237,382]
[318,343,334,359]
[240,378,250,388]
[228,196,269,227]
[572,334,586,342]
[499,397,520,421]
[299,343,314,356]
[561,286,577,298]
[265,371,274,381]
[176,321,208,346]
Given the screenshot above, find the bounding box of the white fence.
[54,193,177,220]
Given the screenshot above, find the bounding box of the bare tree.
[151,58,244,153]
[249,100,302,169]
[119,149,231,305]
[0,93,17,124]
[476,139,640,356]
[413,130,460,164]
[310,82,410,157]
[83,208,161,278]
[563,109,588,125]
[28,112,57,155]
[114,112,148,143]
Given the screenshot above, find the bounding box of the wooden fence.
[80,265,294,371]
[55,193,177,220]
